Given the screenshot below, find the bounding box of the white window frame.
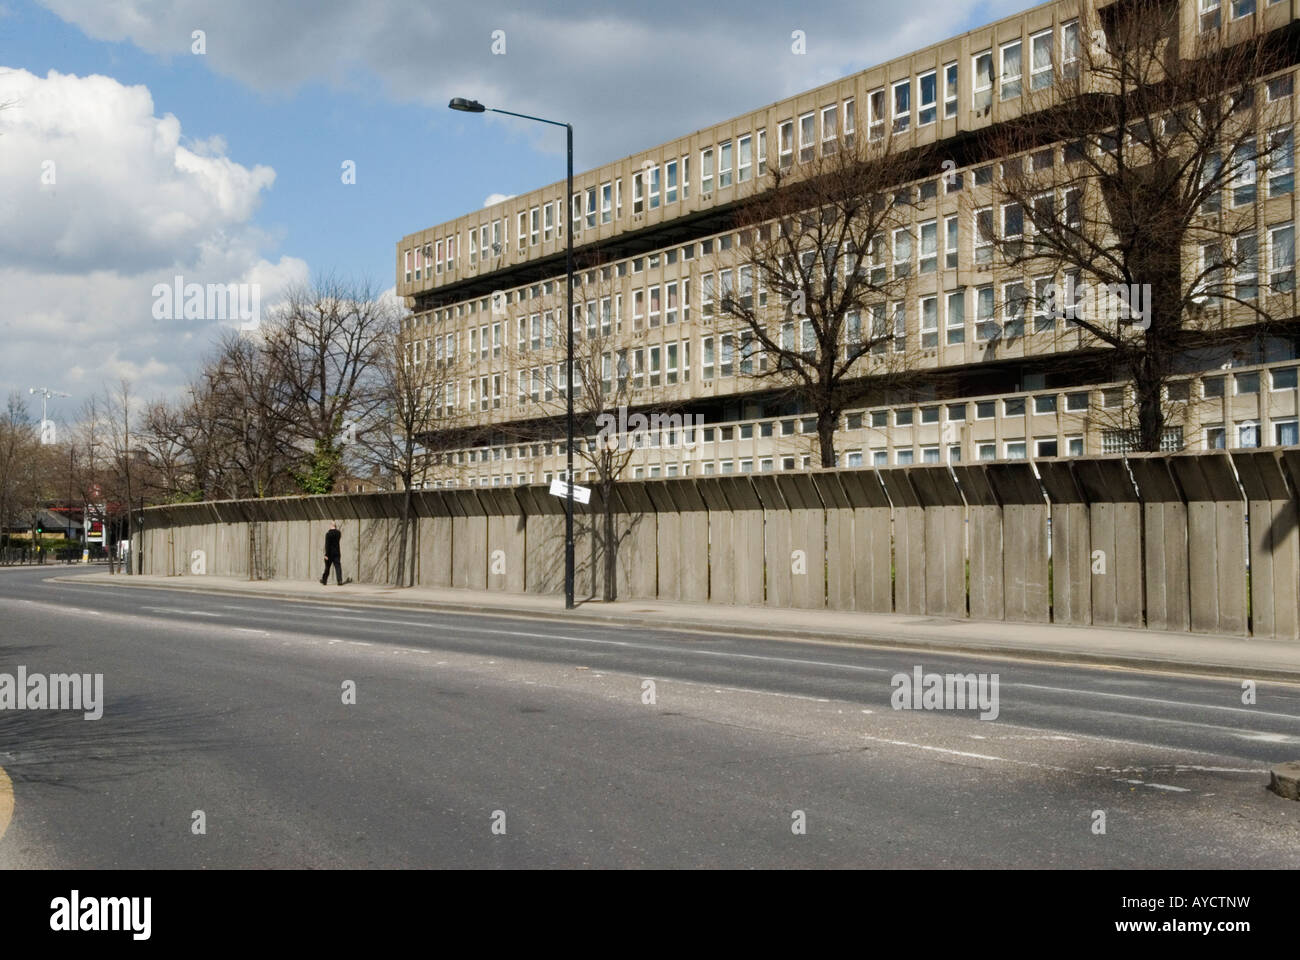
[973,50,994,112]
[867,89,886,142]
[917,70,937,126]
[1030,29,1053,91]
[892,80,910,133]
[1000,39,1023,100]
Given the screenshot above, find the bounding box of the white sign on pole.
[549,477,591,505]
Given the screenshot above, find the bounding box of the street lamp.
[29,386,70,445]
[449,96,576,610]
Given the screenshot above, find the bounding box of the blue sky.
[0,0,1029,414]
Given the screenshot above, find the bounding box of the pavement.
[65,570,1300,683]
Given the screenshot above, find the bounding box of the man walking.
[321,522,343,586]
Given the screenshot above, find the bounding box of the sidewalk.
[62,571,1300,682]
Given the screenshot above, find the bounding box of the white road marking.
[1114,778,1190,793]
[141,607,222,617]
[1085,707,1300,743]
[1014,682,1300,721]
[859,734,1074,773]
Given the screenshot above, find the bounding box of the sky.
[0,0,1032,428]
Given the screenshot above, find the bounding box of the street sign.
[549,477,591,505]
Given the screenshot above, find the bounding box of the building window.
[1035,438,1058,458]
[867,89,886,142]
[1003,281,1027,338]
[1270,129,1294,197]
[919,220,938,274]
[1061,20,1080,77]
[896,449,915,465]
[1236,232,1258,300]
[1201,0,1221,30]
[918,71,937,125]
[893,227,913,277]
[975,207,994,263]
[978,443,997,460]
[1276,420,1299,445]
[973,50,994,112]
[1272,366,1298,390]
[945,215,959,269]
[718,141,733,188]
[1000,40,1023,100]
[1206,425,1227,449]
[1067,436,1084,456]
[1033,276,1055,333]
[1236,371,1260,394]
[976,285,996,340]
[842,100,855,148]
[1030,29,1053,91]
[757,129,768,175]
[1232,143,1256,206]
[1270,223,1295,292]
[1033,394,1057,414]
[1232,0,1254,19]
[701,148,714,194]
[821,104,838,152]
[921,296,938,348]
[738,135,752,182]
[892,80,910,133]
[944,62,959,118]
[1239,421,1261,447]
[779,119,794,167]
[946,290,965,344]
[1005,440,1027,459]
[799,112,816,162]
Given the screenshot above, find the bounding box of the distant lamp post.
[449,96,576,610]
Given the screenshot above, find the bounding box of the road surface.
[0,566,1297,868]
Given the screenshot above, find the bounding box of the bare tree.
[356,305,465,587]
[718,128,935,466]
[0,393,35,556]
[265,275,391,494]
[985,0,1292,450]
[514,268,688,600]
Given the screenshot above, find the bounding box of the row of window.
[405,24,1300,287]
[436,411,1300,487]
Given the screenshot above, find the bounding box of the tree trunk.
[817,409,838,467]
[603,492,617,603]
[395,479,413,587]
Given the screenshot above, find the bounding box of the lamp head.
[449,97,486,113]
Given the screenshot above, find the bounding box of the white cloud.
[483,192,515,207]
[0,68,304,404]
[37,0,1035,165]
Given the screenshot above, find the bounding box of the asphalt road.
[0,565,1297,868]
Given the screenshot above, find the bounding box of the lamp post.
[449,97,576,609]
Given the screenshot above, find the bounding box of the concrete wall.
[134,450,1300,640]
